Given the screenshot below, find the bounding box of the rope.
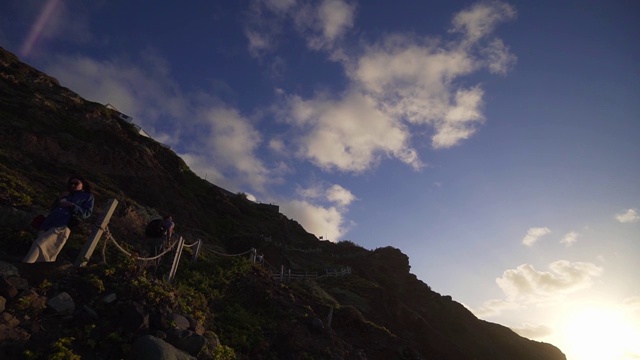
[100,226,178,261]
[207,248,253,257]
[183,240,200,248]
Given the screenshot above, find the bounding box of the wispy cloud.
[616,208,639,223]
[522,227,551,246]
[560,231,579,247]
[510,323,553,339]
[476,260,604,318]
[473,298,519,318]
[496,260,603,302]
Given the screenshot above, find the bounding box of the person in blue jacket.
[23,175,95,263]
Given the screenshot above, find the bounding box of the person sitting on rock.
[23,175,94,263]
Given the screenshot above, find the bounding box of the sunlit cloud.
[279,199,351,241]
[510,323,553,339]
[616,208,639,223]
[560,231,579,247]
[522,227,551,246]
[283,92,421,172]
[622,296,640,310]
[473,298,520,318]
[496,260,603,302]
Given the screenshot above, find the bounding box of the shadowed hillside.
[0,47,566,359]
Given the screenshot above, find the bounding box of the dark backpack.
[145,219,166,238]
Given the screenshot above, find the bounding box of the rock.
[128,335,196,360]
[185,315,205,335]
[308,317,324,334]
[0,312,29,342]
[0,277,18,298]
[46,292,75,315]
[0,296,5,312]
[167,313,190,330]
[166,328,207,356]
[0,261,19,278]
[7,276,29,291]
[120,301,149,333]
[18,289,46,311]
[102,293,117,303]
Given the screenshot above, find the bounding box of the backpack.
[145,219,167,238]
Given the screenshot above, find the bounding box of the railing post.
[168,237,185,283]
[251,248,256,263]
[75,198,118,267]
[192,239,202,262]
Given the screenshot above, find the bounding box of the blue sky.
[1,1,639,358]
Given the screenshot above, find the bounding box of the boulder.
[46,292,75,315]
[166,328,207,356]
[0,261,19,278]
[128,335,196,360]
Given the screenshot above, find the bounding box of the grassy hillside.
[0,47,566,360]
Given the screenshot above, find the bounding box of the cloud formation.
[510,323,553,339]
[522,227,551,246]
[616,208,639,223]
[34,0,517,241]
[496,260,603,302]
[560,231,579,247]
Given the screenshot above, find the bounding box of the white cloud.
[560,231,579,247]
[326,184,356,207]
[253,1,516,172]
[511,323,553,339]
[616,208,640,223]
[496,260,603,302]
[522,227,551,246]
[44,54,275,194]
[200,107,272,192]
[450,1,516,43]
[315,0,356,43]
[296,183,356,207]
[284,92,422,172]
[473,298,520,318]
[279,199,349,241]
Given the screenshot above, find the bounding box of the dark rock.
[120,301,149,333]
[308,317,324,334]
[102,293,117,303]
[128,335,196,360]
[0,312,29,342]
[46,291,75,315]
[0,261,19,278]
[186,315,205,335]
[0,296,5,312]
[6,276,29,291]
[0,277,18,298]
[167,313,190,330]
[166,328,207,356]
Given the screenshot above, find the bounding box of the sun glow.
[559,305,640,360]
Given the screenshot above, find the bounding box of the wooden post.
[75,198,119,267]
[326,306,334,329]
[168,236,185,283]
[280,265,284,282]
[192,239,202,262]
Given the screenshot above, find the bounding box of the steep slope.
[0,47,566,359]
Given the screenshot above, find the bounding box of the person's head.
[68,175,91,193]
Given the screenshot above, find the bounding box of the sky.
[1,1,639,358]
